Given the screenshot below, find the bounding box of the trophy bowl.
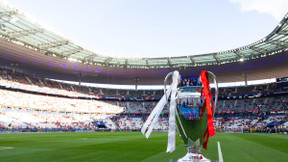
[175,86,209,161]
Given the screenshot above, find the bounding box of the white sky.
[4,0,288,58]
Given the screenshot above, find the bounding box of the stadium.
[0,1,288,161]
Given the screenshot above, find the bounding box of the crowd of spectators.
[216,96,288,114]
[2,67,288,100]
[0,89,124,114]
[0,68,163,99]
[0,67,288,133]
[0,107,112,130]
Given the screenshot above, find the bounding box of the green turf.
[0,132,287,162]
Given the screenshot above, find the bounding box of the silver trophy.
[165,71,220,162]
[142,70,222,162]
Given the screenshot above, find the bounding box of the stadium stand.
[0,67,287,134]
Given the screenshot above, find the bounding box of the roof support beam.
[8,28,44,39]
[82,54,96,64]
[212,54,220,64]
[125,59,128,68]
[83,54,96,60]
[267,39,287,48]
[167,58,172,68]
[267,41,286,48]
[105,57,113,66]
[189,56,196,66]
[145,59,150,68]
[0,11,17,18]
[39,40,69,50]
[250,46,267,54]
[62,47,83,57]
[234,50,245,58]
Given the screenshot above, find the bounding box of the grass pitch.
[0,132,287,162]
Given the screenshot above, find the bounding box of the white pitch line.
[0,146,14,150]
[218,141,224,162]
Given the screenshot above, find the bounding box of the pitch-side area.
[0,132,287,161]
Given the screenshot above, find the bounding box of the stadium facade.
[0,2,288,85]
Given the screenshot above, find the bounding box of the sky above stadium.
[4,0,288,58]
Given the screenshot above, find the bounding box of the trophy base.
[170,152,218,162]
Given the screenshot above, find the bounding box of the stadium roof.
[1,1,288,69]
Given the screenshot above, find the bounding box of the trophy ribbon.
[199,71,218,150]
[141,70,180,153]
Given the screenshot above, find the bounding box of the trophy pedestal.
[177,152,211,162]
[170,152,219,162]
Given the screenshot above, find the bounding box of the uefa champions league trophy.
[142,70,221,162]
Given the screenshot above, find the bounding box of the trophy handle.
[164,71,187,139]
[207,71,218,116]
[164,71,181,102]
